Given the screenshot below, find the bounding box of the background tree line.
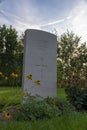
[57,31,87,88]
[0,25,24,86]
[0,25,87,87]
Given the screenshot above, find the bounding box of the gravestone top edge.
[25,29,57,39]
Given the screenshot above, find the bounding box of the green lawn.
[0,87,22,108]
[0,87,87,130]
[0,87,66,108]
[0,113,87,130]
[57,88,67,100]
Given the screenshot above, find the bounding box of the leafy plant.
[15,95,61,121]
[45,96,75,114]
[15,94,75,121]
[65,84,87,111]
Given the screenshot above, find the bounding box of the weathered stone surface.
[22,29,57,97]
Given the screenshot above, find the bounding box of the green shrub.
[65,84,87,111]
[15,94,75,121]
[15,95,61,121]
[45,97,75,113]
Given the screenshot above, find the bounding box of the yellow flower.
[34,80,41,86]
[11,73,15,77]
[0,71,3,75]
[5,76,8,80]
[11,73,19,78]
[5,113,11,119]
[26,74,32,80]
[22,92,28,97]
[15,74,19,78]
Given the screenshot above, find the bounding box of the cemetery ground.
[0,87,87,130]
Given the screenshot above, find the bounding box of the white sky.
[0,0,87,42]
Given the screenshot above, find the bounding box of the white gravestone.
[22,29,57,97]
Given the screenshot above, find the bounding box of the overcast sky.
[0,0,87,42]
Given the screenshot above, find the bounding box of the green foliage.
[0,87,66,109]
[45,97,75,114]
[57,88,67,100]
[15,94,75,121]
[16,95,61,121]
[0,87,22,108]
[65,84,87,111]
[56,99,75,114]
[0,25,24,86]
[57,30,87,87]
[0,113,87,130]
[57,60,64,87]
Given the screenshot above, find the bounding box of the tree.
[0,24,7,53]
[0,25,21,86]
[5,25,18,54]
[57,60,63,87]
[57,30,87,87]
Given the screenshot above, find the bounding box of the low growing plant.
[15,94,75,121]
[65,84,87,111]
[15,95,61,121]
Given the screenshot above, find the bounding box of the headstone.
[22,29,57,97]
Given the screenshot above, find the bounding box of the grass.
[0,87,87,130]
[0,87,22,108]
[0,113,87,130]
[0,87,66,108]
[57,88,67,100]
